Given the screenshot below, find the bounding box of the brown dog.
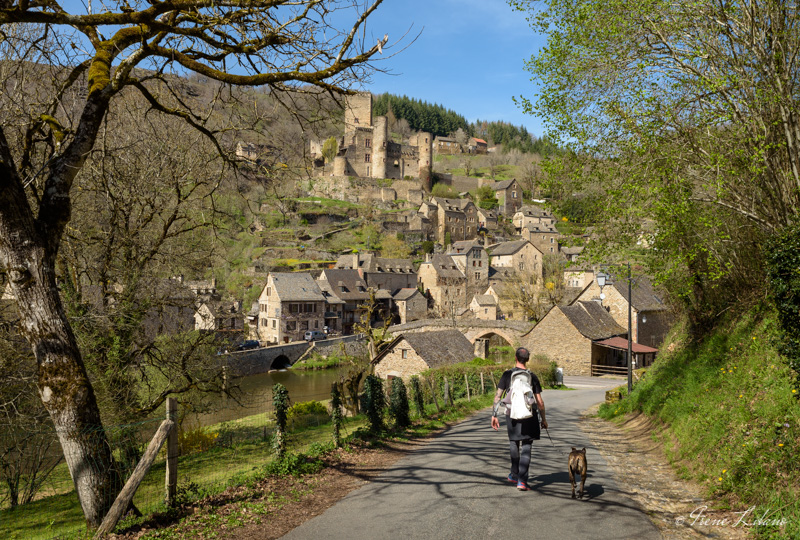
[568,447,587,499]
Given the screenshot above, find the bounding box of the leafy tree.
[381,234,412,259]
[512,0,793,330]
[476,185,499,210]
[0,1,389,526]
[321,136,339,164]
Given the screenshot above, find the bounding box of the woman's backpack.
[507,370,534,420]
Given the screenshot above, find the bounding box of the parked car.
[236,340,260,351]
[304,330,325,342]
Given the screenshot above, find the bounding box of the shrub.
[389,378,411,428]
[178,425,219,455]
[272,383,289,457]
[287,400,330,429]
[361,375,386,432]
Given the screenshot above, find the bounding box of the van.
[304,330,325,342]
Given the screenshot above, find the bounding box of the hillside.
[601,309,799,538]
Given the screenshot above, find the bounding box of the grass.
[599,309,800,539]
[2,361,508,540]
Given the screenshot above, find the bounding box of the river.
[193,367,348,427]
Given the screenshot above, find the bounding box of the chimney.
[425,253,432,263]
[352,252,359,269]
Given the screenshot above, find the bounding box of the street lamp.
[626,262,633,395]
[596,270,610,301]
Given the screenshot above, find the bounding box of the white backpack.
[507,370,534,420]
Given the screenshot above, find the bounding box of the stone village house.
[490,179,523,215]
[392,288,427,324]
[573,275,672,349]
[519,223,560,255]
[315,269,370,335]
[417,253,467,317]
[257,272,326,344]
[488,239,543,282]
[522,301,627,376]
[334,253,417,293]
[372,329,476,381]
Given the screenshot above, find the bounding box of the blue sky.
[361,0,548,136]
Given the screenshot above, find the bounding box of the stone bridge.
[388,319,535,357]
[224,335,365,376]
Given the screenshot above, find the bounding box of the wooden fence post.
[443,377,451,406]
[165,398,178,507]
[95,417,175,538]
[480,372,485,394]
[426,376,441,413]
[464,374,471,401]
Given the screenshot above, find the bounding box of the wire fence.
[0,358,538,539]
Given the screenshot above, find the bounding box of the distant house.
[257,272,326,344]
[476,207,498,230]
[392,288,427,324]
[372,329,476,380]
[491,179,522,215]
[333,253,416,292]
[470,294,498,320]
[194,299,244,335]
[430,197,479,243]
[448,241,489,293]
[316,269,369,335]
[564,266,594,289]
[513,205,556,231]
[520,223,560,255]
[434,136,462,155]
[572,275,672,349]
[488,239,543,281]
[417,253,467,316]
[561,246,584,262]
[468,137,488,154]
[523,301,627,376]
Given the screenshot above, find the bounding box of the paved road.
[281,377,660,540]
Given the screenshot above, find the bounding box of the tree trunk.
[0,174,120,528]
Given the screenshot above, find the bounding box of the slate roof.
[612,276,668,312]
[561,246,585,256]
[492,179,517,191]
[524,223,558,233]
[393,288,422,301]
[432,197,474,213]
[560,301,626,340]
[473,295,497,306]
[334,254,415,274]
[317,269,370,302]
[516,205,552,218]
[423,254,465,279]
[270,272,325,302]
[449,240,482,254]
[374,329,474,368]
[489,239,532,256]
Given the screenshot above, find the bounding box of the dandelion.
[779,443,784,447]
[753,336,756,340]
[722,469,727,473]
[718,477,723,481]
[739,394,743,398]
[793,390,797,394]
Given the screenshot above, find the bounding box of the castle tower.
[372,115,388,179]
[344,92,373,131]
[417,131,433,191]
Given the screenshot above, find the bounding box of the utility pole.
[627,262,633,395]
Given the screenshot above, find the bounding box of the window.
[485,308,488,314]
[272,319,276,329]
[365,153,371,163]
[519,262,524,270]
[290,303,299,313]
[550,237,554,243]
[475,272,481,280]
[266,287,271,296]
[365,138,371,148]
[300,320,309,330]
[402,349,408,359]
[512,191,517,198]
[286,321,296,331]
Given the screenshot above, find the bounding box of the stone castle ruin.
[310,93,433,190]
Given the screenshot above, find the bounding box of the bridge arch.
[271,354,292,370]
[464,328,520,347]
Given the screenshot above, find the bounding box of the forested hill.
[372,93,558,155]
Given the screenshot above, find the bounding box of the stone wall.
[522,308,593,375]
[312,335,367,358]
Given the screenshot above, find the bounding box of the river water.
[193,367,347,427]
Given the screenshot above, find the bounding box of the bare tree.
[0,1,390,527]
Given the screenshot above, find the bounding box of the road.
[280,376,661,540]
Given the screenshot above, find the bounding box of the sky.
[358,0,549,137]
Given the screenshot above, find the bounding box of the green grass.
[0,413,367,540]
[599,309,800,539]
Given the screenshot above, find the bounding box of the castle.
[310,93,433,189]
